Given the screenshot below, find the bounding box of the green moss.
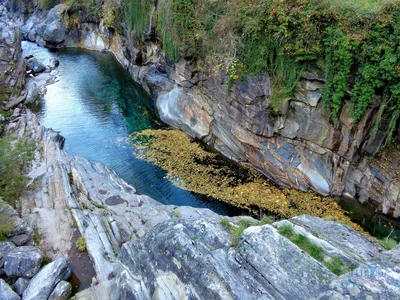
[33,227,41,245]
[278,225,294,236]
[378,238,398,250]
[41,255,52,266]
[0,201,13,241]
[220,218,231,230]
[257,215,276,226]
[76,236,87,252]
[278,226,354,275]
[324,257,355,276]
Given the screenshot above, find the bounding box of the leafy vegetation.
[0,136,36,204]
[37,0,59,9]
[136,0,400,145]
[278,225,354,275]
[0,200,13,241]
[76,236,87,252]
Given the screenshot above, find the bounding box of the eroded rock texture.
[13,3,400,217]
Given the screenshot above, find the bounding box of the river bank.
[0,3,399,299]
[8,1,399,220]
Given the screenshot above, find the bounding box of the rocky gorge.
[0,1,399,299]
[5,0,400,218]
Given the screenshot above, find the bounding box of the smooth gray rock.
[0,279,20,300]
[0,200,34,246]
[0,241,16,269]
[35,5,67,46]
[290,215,381,262]
[4,246,44,278]
[114,218,336,300]
[26,57,46,73]
[48,280,72,300]
[22,257,71,300]
[13,277,30,296]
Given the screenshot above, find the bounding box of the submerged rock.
[22,257,71,300]
[4,246,44,278]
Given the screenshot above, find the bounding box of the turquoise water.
[22,42,239,215]
[22,42,400,243]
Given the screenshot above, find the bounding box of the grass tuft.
[378,238,398,250]
[76,236,87,252]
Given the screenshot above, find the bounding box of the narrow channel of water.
[22,42,399,255]
[22,42,240,216]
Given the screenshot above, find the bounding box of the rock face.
[22,257,71,300]
[48,280,72,300]
[1,4,399,299]
[14,2,400,217]
[0,201,34,246]
[113,215,400,300]
[4,246,44,278]
[13,277,30,296]
[0,279,20,300]
[0,18,25,104]
[0,241,16,275]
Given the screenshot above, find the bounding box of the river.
[22,42,399,246]
[22,41,241,217]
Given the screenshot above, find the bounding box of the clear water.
[22,42,400,243]
[22,41,239,216]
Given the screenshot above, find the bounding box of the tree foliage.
[0,136,35,203]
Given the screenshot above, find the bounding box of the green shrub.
[149,0,400,148]
[0,136,36,203]
[37,0,59,9]
[76,236,87,252]
[257,215,276,226]
[0,200,13,241]
[123,0,153,38]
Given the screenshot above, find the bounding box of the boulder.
[48,280,72,300]
[4,246,44,278]
[0,241,16,275]
[0,200,34,246]
[13,277,30,296]
[0,279,20,300]
[35,5,68,46]
[26,57,46,73]
[22,257,71,300]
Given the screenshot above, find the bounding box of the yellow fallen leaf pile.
[131,129,365,233]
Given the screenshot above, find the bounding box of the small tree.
[0,136,36,204]
[0,200,14,241]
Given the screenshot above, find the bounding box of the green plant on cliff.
[123,0,153,38]
[149,0,400,146]
[76,236,87,252]
[0,200,14,241]
[37,0,60,9]
[0,136,36,203]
